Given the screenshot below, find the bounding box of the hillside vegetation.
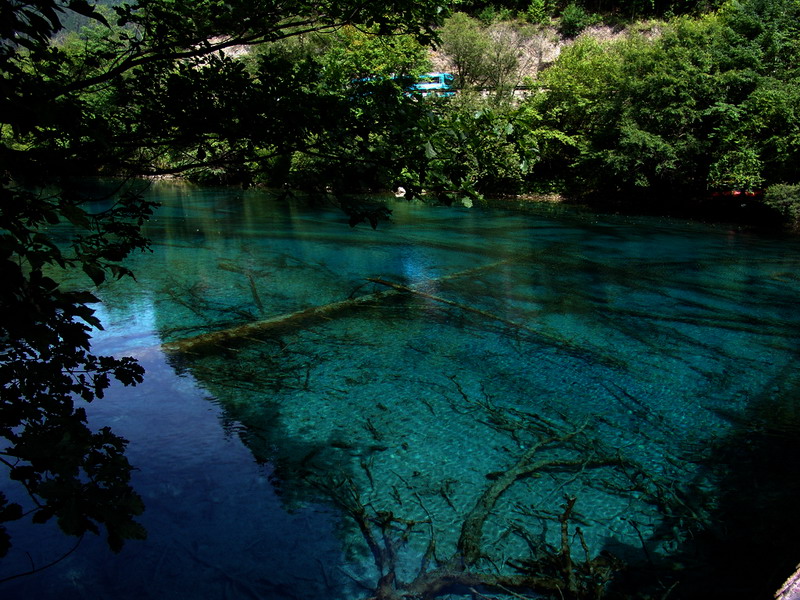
[8,0,799,227]
[430,2,800,226]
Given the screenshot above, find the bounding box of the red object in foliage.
[710,189,764,199]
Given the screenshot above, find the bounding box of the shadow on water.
[685,372,800,598]
[168,289,800,598]
[602,368,800,599]
[166,345,375,511]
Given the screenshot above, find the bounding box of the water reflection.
[3,183,800,598]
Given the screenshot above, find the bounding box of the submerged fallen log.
[162,256,626,370]
[368,276,551,340]
[162,288,398,355]
[162,259,518,356]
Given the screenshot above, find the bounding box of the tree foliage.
[527,0,800,210]
[440,12,526,93]
[411,94,539,201]
[763,183,800,229]
[235,25,434,197]
[557,3,599,38]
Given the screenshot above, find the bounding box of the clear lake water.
[3,182,800,599]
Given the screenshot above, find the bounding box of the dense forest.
[1,0,799,595]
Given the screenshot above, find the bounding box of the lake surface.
[3,183,800,599]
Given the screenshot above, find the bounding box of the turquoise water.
[3,183,800,598]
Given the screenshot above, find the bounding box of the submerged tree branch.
[313,403,629,600]
[0,535,84,584]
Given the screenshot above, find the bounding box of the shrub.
[476,5,515,25]
[477,5,497,25]
[762,183,800,228]
[441,13,491,87]
[526,0,550,25]
[558,3,598,38]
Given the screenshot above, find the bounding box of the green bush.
[476,5,515,25]
[477,5,498,24]
[440,13,491,87]
[526,0,550,25]
[762,184,800,228]
[558,3,598,38]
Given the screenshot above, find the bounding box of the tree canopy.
[525,0,800,214]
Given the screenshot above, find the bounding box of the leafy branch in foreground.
[0,182,154,559]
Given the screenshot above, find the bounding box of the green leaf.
[43,210,60,225]
[83,263,106,286]
[71,291,101,304]
[32,233,59,252]
[60,203,92,229]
